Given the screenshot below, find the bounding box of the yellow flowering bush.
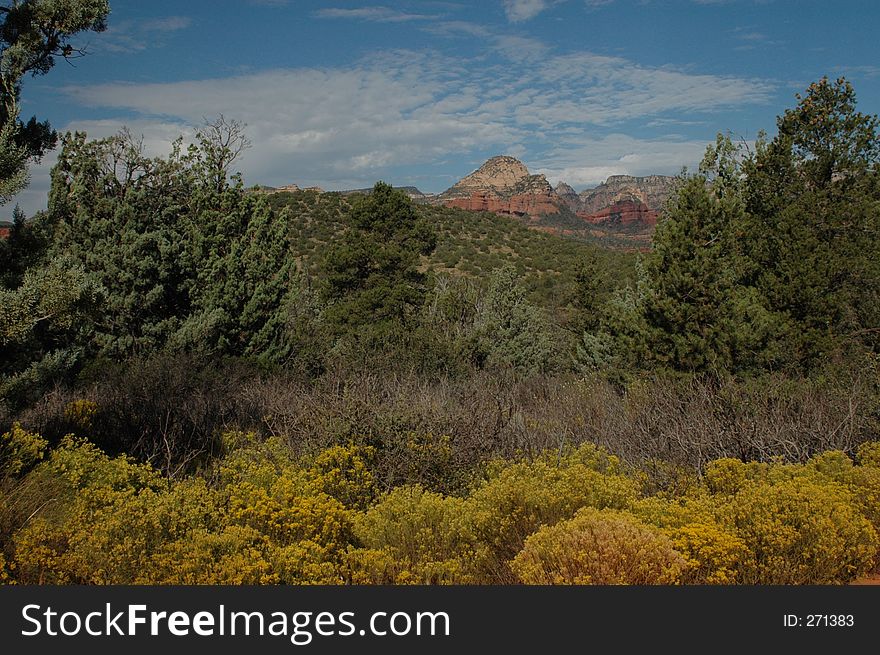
[3,430,878,586]
[142,525,276,585]
[666,522,750,584]
[0,423,48,477]
[306,444,377,510]
[856,441,880,468]
[0,552,13,584]
[350,485,474,584]
[719,477,877,584]
[511,507,686,585]
[465,446,638,581]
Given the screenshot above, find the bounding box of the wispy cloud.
[491,34,549,61]
[730,26,785,51]
[424,20,490,38]
[59,45,772,195]
[502,0,555,22]
[838,65,880,78]
[97,16,191,53]
[315,6,440,23]
[423,20,547,62]
[142,17,192,32]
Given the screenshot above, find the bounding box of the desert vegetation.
[1,1,879,585]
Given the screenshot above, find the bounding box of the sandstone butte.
[435,156,676,230]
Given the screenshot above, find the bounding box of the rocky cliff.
[578,175,676,215]
[578,199,659,227]
[437,157,676,231]
[553,181,580,211]
[437,156,560,219]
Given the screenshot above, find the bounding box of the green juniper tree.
[740,77,880,368]
[475,265,558,376]
[0,0,109,203]
[1,0,109,410]
[322,182,437,336]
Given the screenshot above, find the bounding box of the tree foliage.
[322,182,436,335]
[0,0,109,202]
[591,77,879,375]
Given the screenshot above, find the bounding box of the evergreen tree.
[46,126,298,364]
[0,0,109,203]
[0,255,100,408]
[639,175,740,372]
[476,266,557,375]
[741,77,880,367]
[322,182,436,335]
[569,251,609,335]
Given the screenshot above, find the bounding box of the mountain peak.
[440,155,536,199]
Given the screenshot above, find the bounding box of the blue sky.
[10,0,880,215]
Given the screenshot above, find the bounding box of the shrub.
[0,423,48,477]
[225,475,354,554]
[307,444,377,510]
[857,441,880,468]
[350,485,473,584]
[511,507,686,585]
[666,522,751,584]
[142,525,275,585]
[11,474,213,584]
[720,477,877,584]
[465,445,638,582]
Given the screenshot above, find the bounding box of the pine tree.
[741,77,880,367]
[322,182,436,335]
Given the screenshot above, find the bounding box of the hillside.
[263,189,636,309]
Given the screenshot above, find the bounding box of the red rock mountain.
[436,156,559,220]
[575,175,676,227]
[436,156,676,231]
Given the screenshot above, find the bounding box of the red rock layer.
[445,191,559,218]
[577,199,658,227]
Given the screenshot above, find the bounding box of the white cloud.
[7,47,772,214]
[96,16,191,53]
[58,55,522,192]
[502,0,553,22]
[535,134,708,188]
[423,20,490,38]
[315,7,439,22]
[142,17,192,32]
[491,34,549,61]
[521,53,773,127]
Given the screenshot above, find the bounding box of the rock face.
[437,157,676,230]
[578,175,675,215]
[578,199,659,227]
[554,181,580,211]
[438,156,560,219]
[440,156,532,198]
[445,190,559,218]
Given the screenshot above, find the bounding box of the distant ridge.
[432,155,677,234]
[255,156,678,242]
[339,185,431,201]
